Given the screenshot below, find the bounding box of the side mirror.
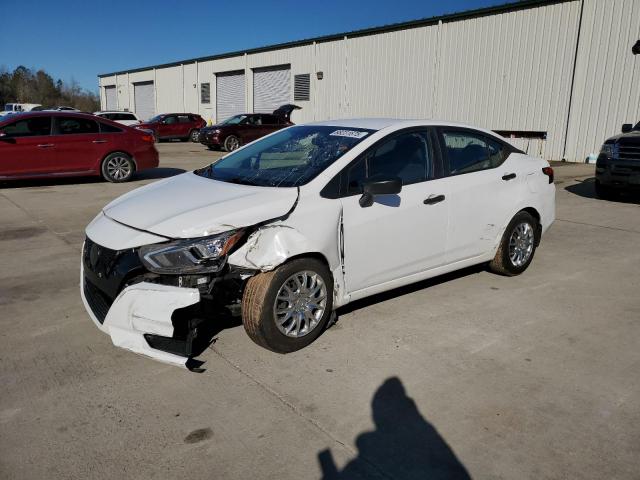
[359,178,402,208]
[622,123,633,133]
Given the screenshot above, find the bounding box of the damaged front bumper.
[80,236,239,368]
[81,266,200,367]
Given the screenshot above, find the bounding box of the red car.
[135,113,206,142]
[198,104,300,151]
[0,112,158,183]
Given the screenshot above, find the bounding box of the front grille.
[83,277,113,324]
[618,145,640,161]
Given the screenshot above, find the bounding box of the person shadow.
[318,377,471,480]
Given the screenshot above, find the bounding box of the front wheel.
[223,135,240,152]
[101,152,135,183]
[242,258,333,353]
[489,211,538,276]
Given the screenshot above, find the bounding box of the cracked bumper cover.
[80,263,200,367]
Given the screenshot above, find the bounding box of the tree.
[0,65,99,111]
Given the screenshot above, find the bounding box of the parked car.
[0,111,158,182]
[94,111,142,126]
[199,104,300,151]
[135,113,205,142]
[80,118,555,366]
[595,122,640,199]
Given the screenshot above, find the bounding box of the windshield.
[220,114,248,125]
[147,115,163,123]
[195,125,374,187]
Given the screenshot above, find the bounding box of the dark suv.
[136,113,206,142]
[596,122,640,199]
[199,104,300,152]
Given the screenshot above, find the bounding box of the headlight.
[139,230,244,274]
[600,143,618,159]
[213,129,221,134]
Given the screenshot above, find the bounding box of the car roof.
[95,110,138,115]
[306,118,516,146]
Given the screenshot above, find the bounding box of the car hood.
[606,130,640,143]
[102,172,298,239]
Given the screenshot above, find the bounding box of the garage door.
[133,81,155,120]
[216,71,245,122]
[104,86,117,110]
[253,65,291,113]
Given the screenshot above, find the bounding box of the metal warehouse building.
[98,0,640,162]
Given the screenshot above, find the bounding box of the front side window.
[0,117,52,137]
[56,117,99,135]
[346,131,433,194]
[442,130,506,175]
[115,113,136,121]
[163,116,178,124]
[195,125,374,188]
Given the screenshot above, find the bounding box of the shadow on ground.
[565,177,640,204]
[0,167,185,189]
[318,377,471,480]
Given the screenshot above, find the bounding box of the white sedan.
[93,111,141,126]
[81,119,555,367]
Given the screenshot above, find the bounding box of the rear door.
[177,114,193,138]
[438,128,521,262]
[51,116,103,173]
[0,115,54,176]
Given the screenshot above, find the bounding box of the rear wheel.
[224,135,240,152]
[489,211,538,276]
[189,129,200,142]
[101,152,135,183]
[242,258,333,353]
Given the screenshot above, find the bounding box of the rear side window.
[346,130,433,194]
[1,117,51,137]
[178,115,191,124]
[442,130,507,175]
[99,122,123,133]
[56,117,99,135]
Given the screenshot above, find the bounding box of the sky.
[0,0,509,93]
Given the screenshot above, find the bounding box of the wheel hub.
[508,222,534,267]
[273,271,327,338]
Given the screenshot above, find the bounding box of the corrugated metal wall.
[564,0,640,162]
[99,0,640,161]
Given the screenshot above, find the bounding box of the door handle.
[37,143,54,148]
[423,194,445,205]
[92,140,107,144]
[502,173,517,181]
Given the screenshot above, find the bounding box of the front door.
[0,115,54,177]
[340,129,449,295]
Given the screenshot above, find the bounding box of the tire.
[189,129,200,142]
[595,181,617,200]
[101,152,135,183]
[242,258,334,353]
[223,135,240,152]
[489,211,539,276]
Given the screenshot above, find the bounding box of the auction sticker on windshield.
[329,130,369,139]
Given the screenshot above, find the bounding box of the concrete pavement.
[1,143,638,479]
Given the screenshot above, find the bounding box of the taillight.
[542,166,554,184]
[141,134,154,143]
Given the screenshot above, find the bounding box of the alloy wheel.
[273,271,327,338]
[508,222,534,267]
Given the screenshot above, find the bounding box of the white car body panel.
[81,118,556,364]
[103,172,298,238]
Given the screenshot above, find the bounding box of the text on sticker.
[329,130,369,139]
